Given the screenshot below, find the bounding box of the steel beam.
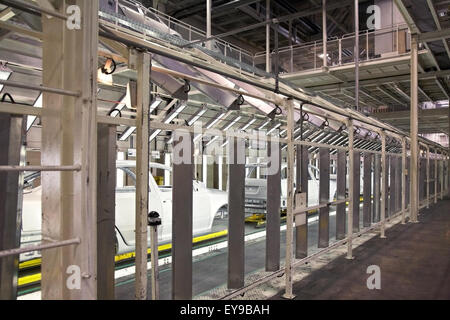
[380,131,387,238]
[346,119,354,259]
[318,148,330,248]
[172,131,194,299]
[96,124,116,300]
[283,99,295,299]
[266,140,281,271]
[410,35,419,223]
[363,153,372,227]
[135,51,151,300]
[401,139,407,224]
[389,156,396,217]
[295,145,308,258]
[336,149,346,240]
[0,114,25,300]
[373,154,381,222]
[228,137,245,289]
[41,0,99,299]
[352,151,360,232]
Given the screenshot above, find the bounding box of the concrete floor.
[270,199,450,300]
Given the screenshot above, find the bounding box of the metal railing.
[255,24,410,74]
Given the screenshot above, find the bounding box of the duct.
[154,54,240,110]
[151,70,188,101]
[195,68,276,116]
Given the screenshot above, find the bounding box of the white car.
[245,163,366,214]
[20,161,228,261]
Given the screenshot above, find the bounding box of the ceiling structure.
[0,0,448,152]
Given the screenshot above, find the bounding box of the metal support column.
[336,149,346,240]
[426,147,430,207]
[318,148,330,248]
[380,131,387,238]
[172,131,194,299]
[322,0,327,68]
[0,114,25,300]
[283,99,295,299]
[434,153,438,203]
[135,51,151,300]
[373,154,381,222]
[389,156,396,216]
[41,0,99,299]
[401,138,407,224]
[346,119,354,259]
[352,151,360,232]
[410,34,419,223]
[96,124,116,300]
[206,0,212,50]
[266,140,281,271]
[354,0,360,112]
[295,145,308,258]
[363,153,372,227]
[228,137,245,289]
[266,0,271,73]
[396,156,402,213]
[440,156,444,200]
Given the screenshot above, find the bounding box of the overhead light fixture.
[151,103,186,143]
[266,123,281,135]
[258,120,270,130]
[149,129,162,142]
[97,68,113,85]
[223,116,241,131]
[26,93,42,131]
[206,136,219,146]
[188,107,207,126]
[164,103,186,124]
[240,118,256,131]
[119,126,136,141]
[0,8,15,22]
[206,112,226,129]
[0,69,11,92]
[150,96,163,113]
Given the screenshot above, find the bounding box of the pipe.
[0,79,80,97]
[0,165,81,171]
[0,238,80,258]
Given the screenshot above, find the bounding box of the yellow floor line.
[18,229,228,287]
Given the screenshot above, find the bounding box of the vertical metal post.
[150,222,159,300]
[266,0,271,73]
[354,0,360,111]
[426,146,430,208]
[339,39,342,65]
[266,140,281,271]
[434,150,438,203]
[135,51,151,300]
[283,99,295,299]
[172,131,194,299]
[0,114,25,300]
[373,154,381,222]
[346,119,354,259]
[322,0,327,68]
[440,156,444,200]
[401,138,407,224]
[352,152,360,232]
[41,0,99,299]
[336,149,346,239]
[96,124,116,300]
[227,137,245,289]
[389,156,395,217]
[206,0,211,50]
[380,131,387,238]
[363,153,372,227]
[295,145,308,258]
[410,34,419,223]
[318,148,330,248]
[396,156,402,213]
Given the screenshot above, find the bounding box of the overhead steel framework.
[0,0,448,301]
